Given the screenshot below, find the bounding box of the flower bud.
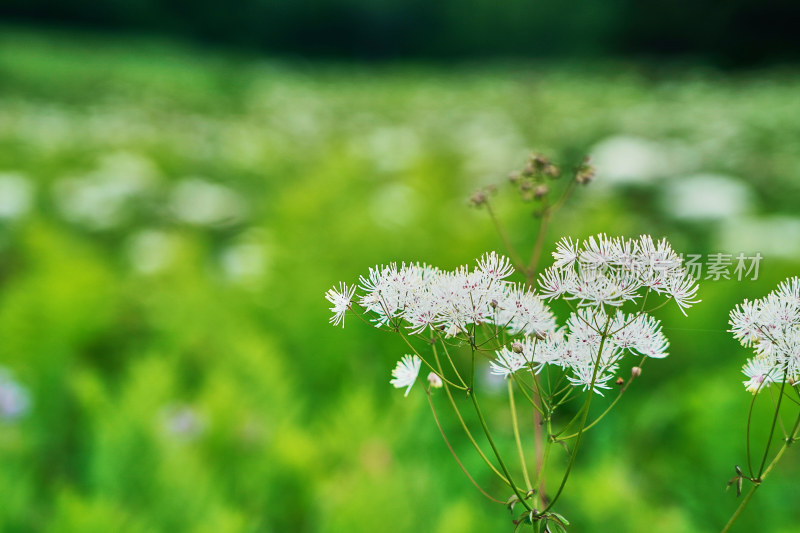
[544,164,561,178]
[427,372,443,389]
[531,153,550,168]
[575,157,595,184]
[522,161,535,177]
[511,341,524,354]
[531,329,547,341]
[631,366,642,378]
[616,377,625,386]
[469,190,487,206]
[533,184,549,199]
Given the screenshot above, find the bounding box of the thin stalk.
[531,417,555,509]
[721,485,759,533]
[398,332,468,390]
[510,372,545,415]
[432,343,511,485]
[526,208,550,282]
[509,379,534,491]
[721,411,800,533]
[485,198,526,272]
[531,372,546,499]
[556,357,645,441]
[434,333,468,388]
[745,386,760,477]
[471,388,532,512]
[758,367,789,476]
[426,388,504,503]
[540,317,611,515]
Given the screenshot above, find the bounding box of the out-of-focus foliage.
[0,28,799,532]
[3,0,800,66]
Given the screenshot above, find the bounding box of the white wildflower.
[538,233,699,313]
[325,282,355,327]
[391,355,422,397]
[742,358,775,394]
[552,237,580,268]
[476,251,514,280]
[729,277,800,391]
[490,346,527,379]
[566,361,618,396]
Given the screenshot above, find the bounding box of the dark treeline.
[3,0,800,66]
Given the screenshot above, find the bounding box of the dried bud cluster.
[575,157,595,185]
[507,153,562,203]
[469,185,497,207]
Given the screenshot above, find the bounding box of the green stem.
[426,388,505,503]
[485,198,526,272]
[531,417,554,508]
[758,367,789,476]
[471,388,532,512]
[509,379,533,491]
[557,357,645,441]
[432,343,511,485]
[398,332,468,390]
[745,385,759,477]
[722,411,800,533]
[526,207,550,283]
[721,485,759,533]
[434,333,468,388]
[540,317,611,515]
[510,371,545,415]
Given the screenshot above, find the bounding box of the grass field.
[0,28,799,532]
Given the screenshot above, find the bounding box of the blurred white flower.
[717,216,800,259]
[170,178,246,227]
[53,152,157,229]
[590,136,669,185]
[661,174,752,221]
[390,355,421,397]
[126,230,178,274]
[369,183,418,230]
[0,369,31,422]
[365,126,421,173]
[0,172,34,220]
[455,112,526,178]
[160,405,206,442]
[221,241,268,285]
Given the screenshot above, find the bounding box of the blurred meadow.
[1,26,800,533]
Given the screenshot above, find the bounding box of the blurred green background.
[1,13,800,533]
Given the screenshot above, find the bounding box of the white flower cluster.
[539,234,700,313]
[327,238,695,397]
[729,277,800,393]
[490,306,669,395]
[337,251,556,338]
